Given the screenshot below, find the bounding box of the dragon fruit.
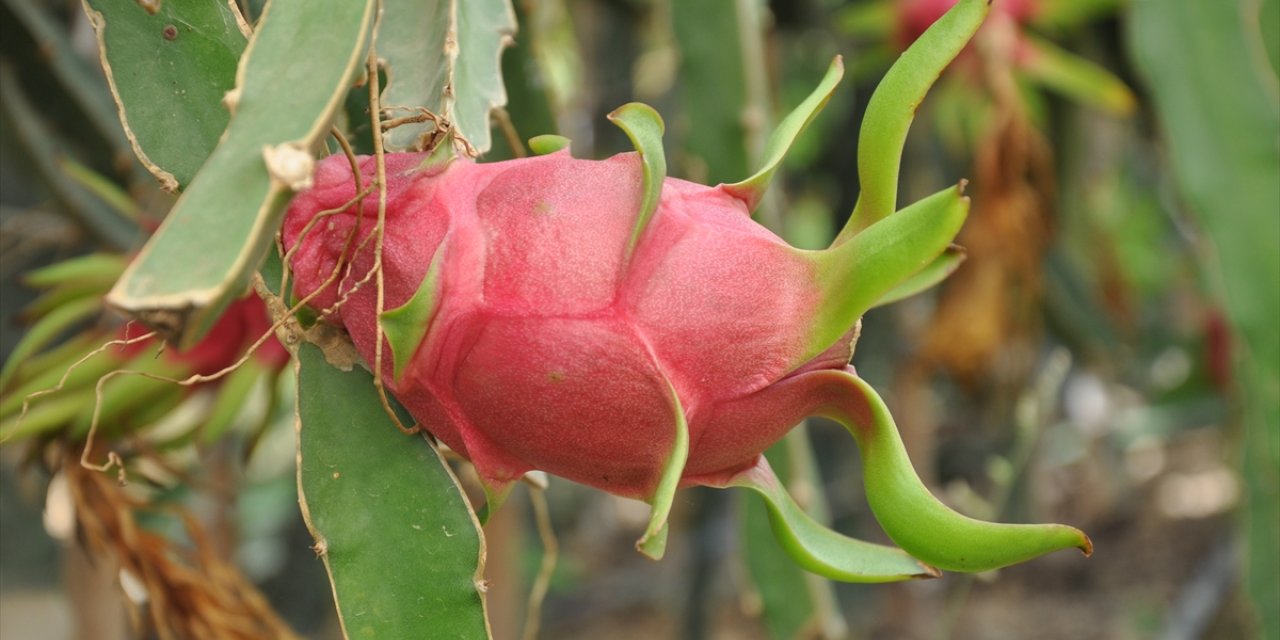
[283,0,1089,579]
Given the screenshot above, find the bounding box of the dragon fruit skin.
[285,150,843,499]
[283,0,1091,577]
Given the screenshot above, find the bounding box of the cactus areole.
[284,0,1090,580]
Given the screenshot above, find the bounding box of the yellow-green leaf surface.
[105,0,375,349]
[607,103,667,255]
[379,0,515,153]
[297,343,490,639]
[721,457,938,583]
[82,0,247,190]
[843,0,988,238]
[1128,1,1280,634]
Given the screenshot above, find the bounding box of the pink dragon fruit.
[283,0,1089,580]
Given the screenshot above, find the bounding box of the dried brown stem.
[493,108,527,158]
[63,449,299,639]
[364,36,418,435]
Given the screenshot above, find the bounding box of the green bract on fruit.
[284,0,1089,580]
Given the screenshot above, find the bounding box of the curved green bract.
[806,184,969,360]
[380,242,447,381]
[607,103,667,256]
[106,0,376,349]
[826,371,1093,573]
[477,478,514,526]
[636,379,689,560]
[871,245,966,309]
[297,343,490,639]
[721,457,939,583]
[528,134,571,155]
[724,57,845,211]
[841,0,989,241]
[739,435,836,638]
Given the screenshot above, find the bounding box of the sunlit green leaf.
[808,184,968,360]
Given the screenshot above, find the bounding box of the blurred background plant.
[0,0,1275,639]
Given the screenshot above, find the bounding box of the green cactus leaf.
[840,0,989,241]
[607,102,668,256]
[636,379,689,560]
[65,352,189,440]
[0,388,97,444]
[718,456,939,583]
[0,334,97,409]
[296,343,490,639]
[197,358,267,445]
[21,280,111,320]
[0,342,120,420]
[827,370,1092,572]
[1129,0,1280,633]
[870,245,966,308]
[379,242,447,381]
[81,0,247,191]
[528,134,571,155]
[807,183,969,360]
[379,0,516,154]
[670,0,751,189]
[0,297,102,390]
[725,57,845,211]
[105,0,376,350]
